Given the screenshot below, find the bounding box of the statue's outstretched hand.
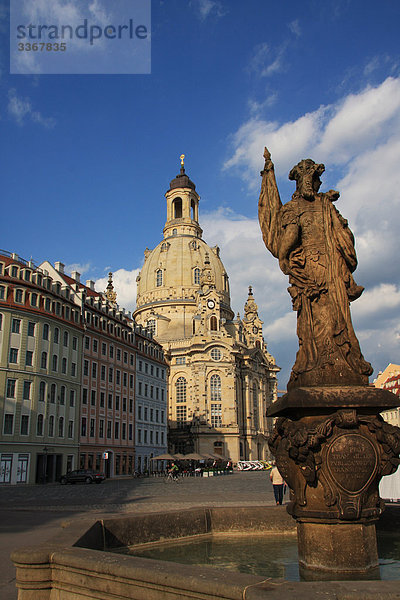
[262,147,274,172]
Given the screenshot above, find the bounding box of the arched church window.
[156,269,163,287]
[147,319,156,335]
[176,377,187,403]
[191,199,196,220]
[173,197,182,219]
[172,229,177,236]
[210,374,221,401]
[210,315,218,331]
[194,267,200,285]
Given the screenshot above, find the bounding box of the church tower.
[134,157,279,461]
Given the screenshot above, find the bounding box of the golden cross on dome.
[180,154,185,166]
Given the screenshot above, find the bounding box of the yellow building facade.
[133,161,279,462]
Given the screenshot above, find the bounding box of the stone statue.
[259,148,372,389]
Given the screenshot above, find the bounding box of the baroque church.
[133,158,279,462]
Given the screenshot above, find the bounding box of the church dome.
[135,159,233,321]
[136,235,231,310]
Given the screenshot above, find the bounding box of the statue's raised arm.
[258,148,283,259]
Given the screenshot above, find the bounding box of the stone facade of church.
[133,161,279,462]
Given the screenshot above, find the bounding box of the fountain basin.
[12,505,400,599]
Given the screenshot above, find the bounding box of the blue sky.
[1,0,400,387]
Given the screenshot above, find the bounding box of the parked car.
[60,469,105,485]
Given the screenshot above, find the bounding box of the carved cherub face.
[289,159,325,201]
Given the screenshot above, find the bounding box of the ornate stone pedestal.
[268,386,400,580]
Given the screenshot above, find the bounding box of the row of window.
[137,381,165,401]
[148,314,219,338]
[137,339,164,360]
[84,336,135,365]
[3,412,73,438]
[175,374,222,403]
[137,405,165,424]
[6,378,76,406]
[79,452,134,475]
[1,262,67,296]
[155,267,201,288]
[136,428,165,445]
[0,286,79,322]
[85,308,133,342]
[1,315,78,349]
[83,360,133,386]
[82,389,133,413]
[138,360,165,379]
[175,403,222,428]
[81,417,133,441]
[10,318,77,346]
[8,347,77,376]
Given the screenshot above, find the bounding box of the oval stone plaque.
[326,434,378,494]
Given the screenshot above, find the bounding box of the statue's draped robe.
[259,168,372,388]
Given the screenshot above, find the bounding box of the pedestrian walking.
[270,465,285,505]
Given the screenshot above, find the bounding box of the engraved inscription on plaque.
[326,434,378,494]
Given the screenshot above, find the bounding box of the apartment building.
[0,251,83,484]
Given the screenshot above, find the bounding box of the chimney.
[86,280,95,291]
[55,261,65,274]
[71,271,80,283]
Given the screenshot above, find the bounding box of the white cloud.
[352,284,400,325]
[315,77,400,164]
[224,77,400,181]
[191,0,226,21]
[95,268,140,313]
[248,93,278,116]
[8,89,55,127]
[248,42,287,78]
[352,283,400,378]
[223,108,325,185]
[264,311,297,343]
[14,0,114,72]
[288,20,301,37]
[201,208,289,320]
[221,79,400,385]
[64,262,92,276]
